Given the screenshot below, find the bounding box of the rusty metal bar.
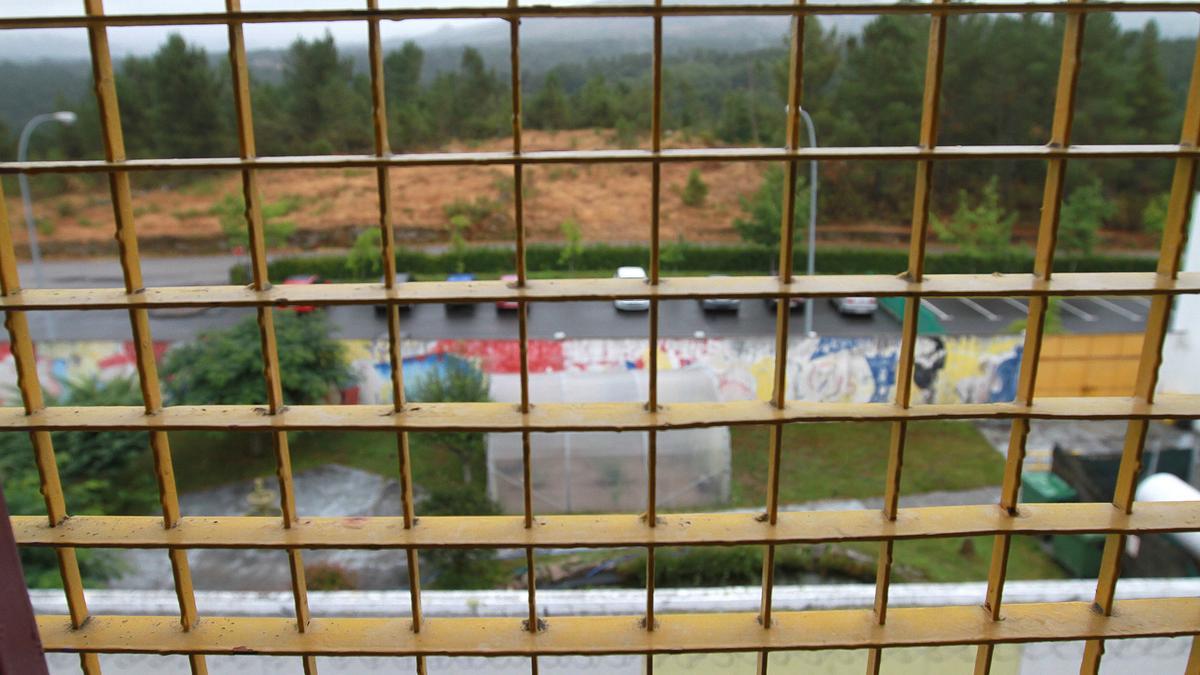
[361,3,425,673]
[757,6,806,668]
[13,501,1200,550]
[222,3,313,671]
[84,1,204,672]
[975,2,1087,673]
[9,144,1200,176]
[0,161,97,675]
[1,272,1198,310]
[5,2,1200,30]
[1081,24,1200,675]
[34,598,1200,655]
[0,395,1195,433]
[645,1,665,660]
[867,4,947,672]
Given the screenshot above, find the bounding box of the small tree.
[557,218,584,270]
[733,165,810,264]
[163,311,352,407]
[447,214,470,273]
[1142,192,1170,236]
[681,169,708,207]
[0,376,157,586]
[347,228,383,279]
[931,176,1015,256]
[1058,180,1114,257]
[409,360,490,484]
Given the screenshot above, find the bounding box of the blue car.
[445,272,476,310]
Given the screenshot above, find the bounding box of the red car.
[496,273,521,311]
[281,274,320,313]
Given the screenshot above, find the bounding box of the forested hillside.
[0,14,1189,234]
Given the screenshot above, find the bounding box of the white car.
[831,296,878,316]
[613,266,650,311]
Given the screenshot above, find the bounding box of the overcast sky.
[2,0,1196,59]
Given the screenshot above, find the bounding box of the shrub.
[681,168,708,207]
[305,562,358,590]
[932,176,1015,256]
[1059,180,1114,257]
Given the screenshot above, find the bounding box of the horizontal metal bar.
[35,598,1200,655]
[0,396,1194,433]
[1,273,1196,311]
[3,144,1199,176]
[4,2,1199,31]
[13,502,1200,550]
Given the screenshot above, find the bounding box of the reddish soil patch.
[5,129,1159,256]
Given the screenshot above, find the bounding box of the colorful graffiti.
[0,331,1027,403]
[0,335,1030,407]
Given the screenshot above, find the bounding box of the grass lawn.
[729,421,1004,508]
[843,536,1065,583]
[170,430,482,501]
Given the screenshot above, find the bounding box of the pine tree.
[528,72,570,130]
[147,34,227,158]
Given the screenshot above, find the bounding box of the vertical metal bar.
[756,5,806,674]
[0,181,97,675]
[508,3,539,671]
[866,3,947,673]
[223,2,315,672]
[644,2,664,662]
[83,1,204,672]
[362,3,424,673]
[0,480,49,675]
[974,3,1087,674]
[1081,26,1200,675]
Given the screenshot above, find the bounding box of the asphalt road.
[8,255,1150,341]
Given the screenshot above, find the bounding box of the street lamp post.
[798,107,818,337]
[17,111,77,341]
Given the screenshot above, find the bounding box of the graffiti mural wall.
[0,335,1025,406]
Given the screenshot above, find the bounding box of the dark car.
[374,272,412,316]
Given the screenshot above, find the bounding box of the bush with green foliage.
[557,218,584,270]
[1059,181,1115,257]
[162,311,352,407]
[681,169,709,207]
[1142,192,1170,236]
[0,376,158,586]
[305,562,358,590]
[732,165,810,254]
[932,176,1016,256]
[347,228,384,279]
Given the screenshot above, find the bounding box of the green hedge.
[231,243,1157,284]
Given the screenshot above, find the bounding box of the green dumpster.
[1021,471,1077,503]
[1052,533,1106,578]
[878,297,945,334]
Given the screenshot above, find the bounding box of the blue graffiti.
[865,353,898,403]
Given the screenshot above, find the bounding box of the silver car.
[613,266,651,311]
[700,275,740,312]
[831,296,878,315]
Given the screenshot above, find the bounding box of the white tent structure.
[486,368,731,514]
